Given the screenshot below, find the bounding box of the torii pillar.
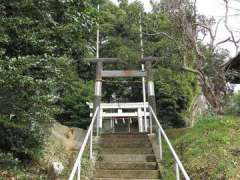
[143,58,157,113]
[94,61,103,135]
[146,61,156,112]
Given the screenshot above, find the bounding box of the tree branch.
[224,0,239,54]
[215,37,231,46]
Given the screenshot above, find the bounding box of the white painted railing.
[68,107,99,180]
[149,106,190,180]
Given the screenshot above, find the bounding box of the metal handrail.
[68,106,99,180]
[149,106,190,180]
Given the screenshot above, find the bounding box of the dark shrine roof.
[224,53,240,83]
[225,53,240,71]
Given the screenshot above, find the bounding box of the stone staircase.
[93,133,161,180]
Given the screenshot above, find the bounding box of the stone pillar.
[137,108,143,132]
[145,61,157,113]
[94,62,103,135]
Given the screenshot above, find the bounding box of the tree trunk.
[199,79,224,115]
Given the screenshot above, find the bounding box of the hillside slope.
[168,116,240,179]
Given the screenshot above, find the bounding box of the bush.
[232,93,240,114]
[0,117,43,160]
[195,111,219,126]
[56,80,94,129]
[0,56,81,161]
[0,0,96,166]
[225,93,240,115]
[154,67,198,128]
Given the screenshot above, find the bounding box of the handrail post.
[90,129,93,160]
[96,109,99,136]
[158,128,163,160]
[128,118,131,133]
[77,160,81,180]
[149,106,190,180]
[68,107,99,180]
[150,111,153,134]
[176,162,180,180]
[96,107,101,136]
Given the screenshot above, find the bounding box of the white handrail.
[68,106,99,180]
[149,106,190,180]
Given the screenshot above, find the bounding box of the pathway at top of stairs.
[93,133,161,180]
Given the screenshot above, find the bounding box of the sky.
[111,0,240,57]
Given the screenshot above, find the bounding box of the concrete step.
[101,133,148,138]
[98,154,156,162]
[95,162,158,170]
[93,170,160,179]
[100,142,152,148]
[99,147,153,154]
[93,134,160,179]
[93,178,159,180]
[100,137,149,142]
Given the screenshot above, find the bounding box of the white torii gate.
[87,102,150,132]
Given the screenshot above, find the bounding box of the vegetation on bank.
[0,138,67,179]
[0,135,92,179]
[164,112,240,179]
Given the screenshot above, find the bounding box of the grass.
[0,150,48,180]
[162,115,240,180]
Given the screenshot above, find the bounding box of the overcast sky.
[111,0,240,57]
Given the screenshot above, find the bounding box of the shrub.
[0,117,43,160]
[225,92,240,115]
[0,56,79,161]
[233,93,240,114]
[56,80,94,129]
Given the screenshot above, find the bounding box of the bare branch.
[195,23,215,46]
[224,0,239,54]
[213,17,224,40]
[215,37,231,46]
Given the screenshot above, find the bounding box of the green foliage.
[234,93,240,114]
[0,0,96,162]
[225,92,240,115]
[0,55,77,159]
[100,0,143,64]
[0,151,47,179]
[98,1,198,127]
[57,80,94,128]
[155,67,198,127]
[164,115,240,179]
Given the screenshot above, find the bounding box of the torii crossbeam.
[86,57,159,134]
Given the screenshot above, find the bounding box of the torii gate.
[86,5,158,134]
[87,102,150,133]
[85,57,158,135]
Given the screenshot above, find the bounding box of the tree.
[0,0,96,160]
[149,0,240,115]
[95,0,198,127]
